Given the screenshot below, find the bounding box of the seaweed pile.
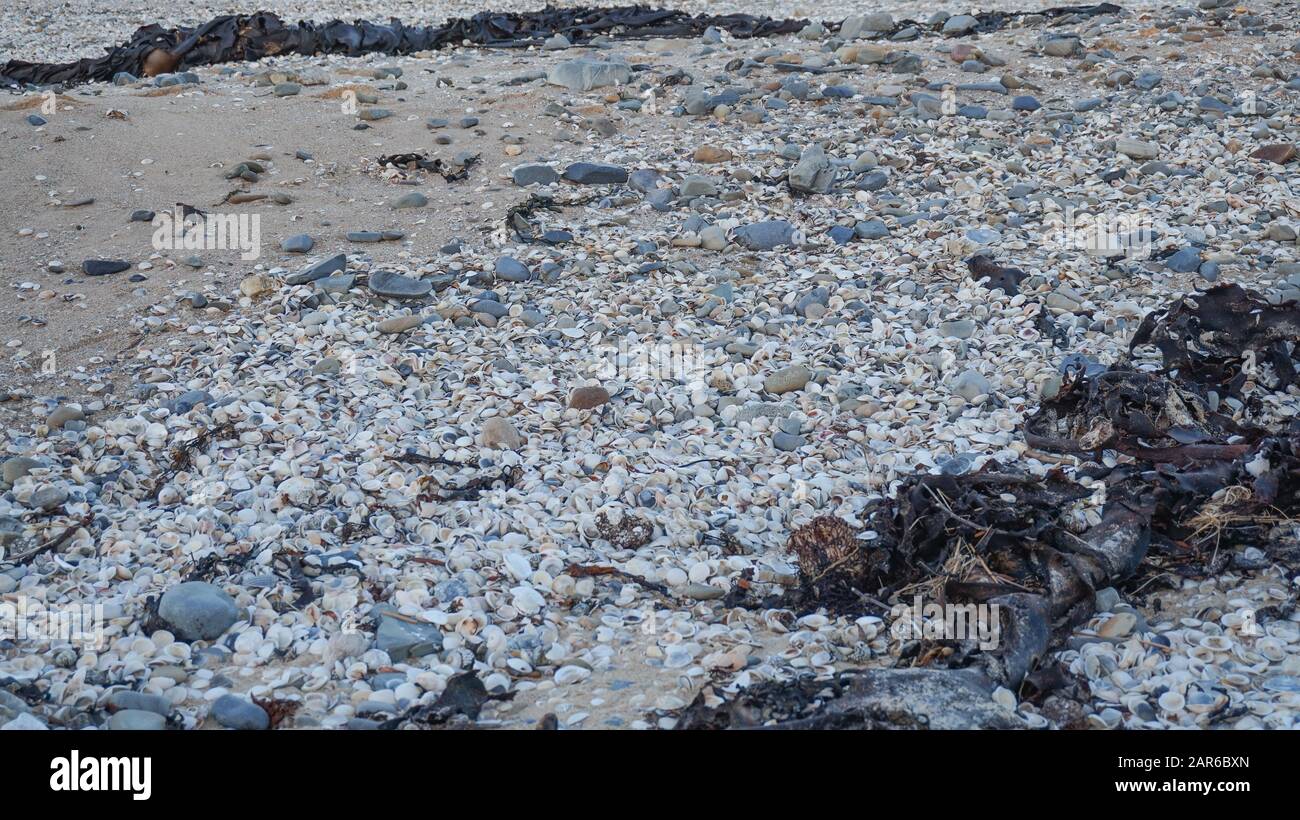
[684,284,1300,728]
[1,4,1123,89]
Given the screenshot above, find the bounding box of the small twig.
[2,513,92,566]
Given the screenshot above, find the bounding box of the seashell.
[1158,691,1186,712]
[1256,637,1286,662]
[1199,635,1232,653]
[1185,690,1226,714]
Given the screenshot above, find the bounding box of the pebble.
[764,365,812,395]
[210,695,270,730]
[562,162,628,185]
[281,234,314,253]
[389,191,428,209]
[368,269,433,299]
[480,417,523,450]
[158,582,240,642]
[82,259,130,276]
[569,385,611,409]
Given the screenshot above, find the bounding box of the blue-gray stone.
[495,257,531,282]
[106,691,171,716]
[210,695,269,730]
[368,269,432,299]
[942,15,978,35]
[512,163,560,186]
[734,220,798,250]
[376,614,443,661]
[562,162,628,185]
[167,390,214,414]
[966,228,1002,244]
[546,58,631,91]
[281,234,313,253]
[858,171,889,191]
[107,710,166,730]
[629,169,661,193]
[285,253,346,285]
[471,300,510,318]
[1012,95,1041,111]
[855,218,890,239]
[828,225,855,245]
[389,191,428,209]
[1165,247,1202,272]
[83,259,131,276]
[1134,72,1163,90]
[772,432,805,451]
[158,581,240,642]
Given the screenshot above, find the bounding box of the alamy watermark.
[591,339,703,383]
[1046,206,1155,259]
[889,595,1001,650]
[151,205,261,261]
[0,596,105,650]
[50,751,151,800]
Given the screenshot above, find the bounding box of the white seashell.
[1158,691,1185,712]
[554,665,591,685]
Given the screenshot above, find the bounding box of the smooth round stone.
[495,257,531,282]
[167,389,214,414]
[685,583,725,600]
[569,386,611,409]
[368,270,432,299]
[1165,247,1202,272]
[29,486,68,511]
[953,369,992,400]
[479,417,522,450]
[107,710,166,730]
[764,365,812,394]
[47,405,85,429]
[158,581,240,642]
[389,191,428,209]
[210,695,270,730]
[2,456,40,486]
[106,690,171,716]
[772,431,805,451]
[82,259,131,276]
[561,162,628,185]
[376,315,424,333]
[281,234,314,253]
[940,319,977,339]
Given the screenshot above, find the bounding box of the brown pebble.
[568,385,611,410]
[1250,144,1296,165]
[694,145,733,163]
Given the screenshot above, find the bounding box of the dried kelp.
[676,668,1024,730]
[2,4,1125,89]
[1,7,806,88]
[378,152,479,182]
[381,672,510,728]
[967,254,1027,295]
[1129,283,1300,399]
[693,284,1300,727]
